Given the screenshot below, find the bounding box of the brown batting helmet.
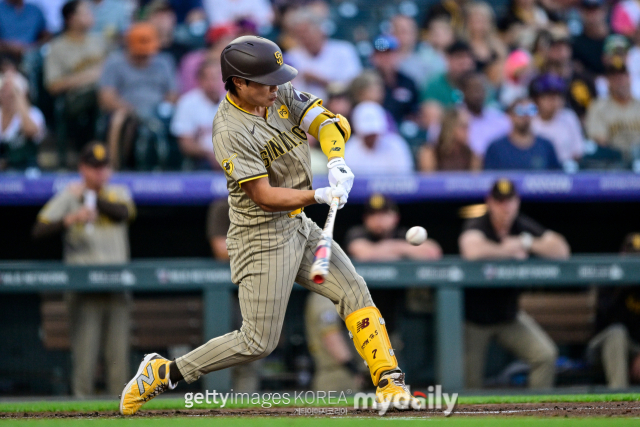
[221,36,298,86]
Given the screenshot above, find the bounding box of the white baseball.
[406,226,428,246]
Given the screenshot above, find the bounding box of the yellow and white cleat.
[376,372,421,411]
[119,353,176,415]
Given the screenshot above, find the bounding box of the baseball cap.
[489,179,518,201]
[580,0,604,8]
[530,73,567,97]
[364,194,398,215]
[352,101,387,136]
[127,23,160,56]
[80,142,110,167]
[621,232,640,254]
[373,34,399,53]
[603,34,630,56]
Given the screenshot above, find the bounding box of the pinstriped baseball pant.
[175,215,374,383]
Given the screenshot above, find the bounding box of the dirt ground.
[1,401,640,419]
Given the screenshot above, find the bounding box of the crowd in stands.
[1,0,640,173]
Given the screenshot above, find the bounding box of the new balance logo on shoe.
[137,364,155,395]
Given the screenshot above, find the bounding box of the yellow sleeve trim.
[238,173,268,187]
[226,93,268,119]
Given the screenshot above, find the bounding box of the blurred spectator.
[460,71,511,157]
[32,142,135,397]
[499,49,534,108]
[305,292,363,392]
[45,0,107,155]
[171,60,222,170]
[391,14,448,90]
[344,101,414,175]
[345,194,441,261]
[585,60,640,163]
[498,0,550,49]
[544,33,596,120]
[27,0,67,34]
[178,23,239,93]
[530,73,584,163]
[462,2,506,72]
[484,97,562,170]
[88,0,133,46]
[0,71,45,170]
[203,0,273,29]
[598,35,632,98]
[459,178,569,389]
[286,8,361,103]
[419,108,481,172]
[572,0,609,76]
[588,232,640,389]
[98,23,177,168]
[146,0,188,63]
[167,0,205,24]
[422,0,468,34]
[612,1,640,99]
[347,70,397,132]
[370,34,419,125]
[0,0,50,61]
[421,40,474,107]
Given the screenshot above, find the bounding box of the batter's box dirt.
[1,401,640,419]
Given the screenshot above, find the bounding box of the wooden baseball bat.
[309,196,340,284]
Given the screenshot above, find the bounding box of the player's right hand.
[314,186,347,209]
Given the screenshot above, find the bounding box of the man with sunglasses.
[483,98,562,170]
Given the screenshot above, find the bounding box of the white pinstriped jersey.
[212,82,320,242]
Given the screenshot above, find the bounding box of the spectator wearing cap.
[0,70,45,170]
[612,0,640,100]
[98,22,178,169]
[0,0,50,61]
[88,0,133,47]
[370,34,420,126]
[544,33,597,120]
[171,59,223,170]
[178,23,239,94]
[588,232,640,389]
[598,35,633,99]
[285,8,361,103]
[572,0,610,76]
[344,101,414,175]
[530,73,584,163]
[499,49,534,109]
[45,0,107,160]
[484,97,562,170]
[459,71,511,157]
[585,60,640,163]
[419,108,481,172]
[421,40,475,108]
[459,179,569,389]
[345,194,441,262]
[32,142,136,397]
[391,14,448,91]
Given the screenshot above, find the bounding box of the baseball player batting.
[120,35,418,415]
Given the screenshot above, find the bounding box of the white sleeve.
[390,133,415,172]
[29,107,46,144]
[565,109,585,158]
[170,95,196,137]
[335,43,362,83]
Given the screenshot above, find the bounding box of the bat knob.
[312,275,325,284]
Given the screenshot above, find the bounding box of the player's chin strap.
[344,306,399,386]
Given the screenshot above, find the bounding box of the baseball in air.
[406,226,428,246]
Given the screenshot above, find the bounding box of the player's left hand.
[327,158,354,194]
[314,186,347,209]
